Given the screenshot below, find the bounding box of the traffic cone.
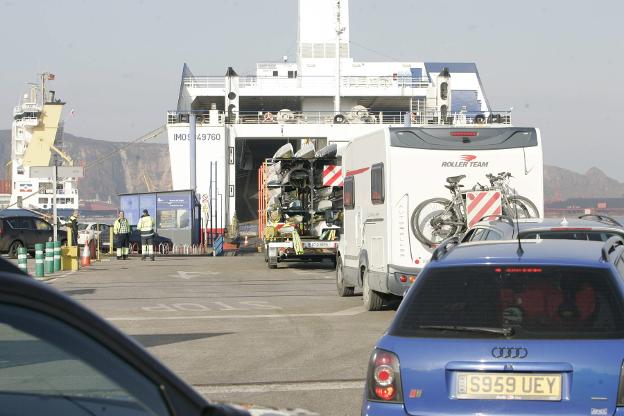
[81,243,91,267]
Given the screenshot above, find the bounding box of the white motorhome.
[337,126,544,310]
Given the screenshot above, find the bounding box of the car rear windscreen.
[392,266,624,339]
[520,231,620,242]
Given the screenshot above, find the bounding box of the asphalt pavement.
[41,254,396,415]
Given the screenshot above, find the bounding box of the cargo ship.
[7,73,79,212]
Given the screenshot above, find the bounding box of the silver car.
[461,214,624,242]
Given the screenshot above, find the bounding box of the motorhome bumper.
[388,269,423,296]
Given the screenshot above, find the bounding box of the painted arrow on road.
[169,271,220,280]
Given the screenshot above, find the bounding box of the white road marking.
[292,270,332,276]
[194,380,364,395]
[141,301,282,312]
[169,271,220,279]
[108,306,365,321]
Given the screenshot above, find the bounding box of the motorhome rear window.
[390,127,538,150]
[371,163,384,204]
[343,176,355,210]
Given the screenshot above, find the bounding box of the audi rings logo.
[491,347,528,359]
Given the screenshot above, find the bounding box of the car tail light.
[618,361,624,406]
[495,267,542,273]
[366,349,403,403]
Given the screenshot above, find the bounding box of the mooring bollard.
[45,241,54,274]
[17,247,27,272]
[35,243,45,277]
[53,241,61,272]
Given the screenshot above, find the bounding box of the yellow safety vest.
[113,218,130,234]
[137,215,155,236]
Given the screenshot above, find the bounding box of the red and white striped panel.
[465,191,502,227]
[323,165,343,187]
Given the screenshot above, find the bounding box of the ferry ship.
[8,73,79,212]
[166,0,507,229]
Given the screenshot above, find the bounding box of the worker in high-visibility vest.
[67,210,79,246]
[137,209,155,261]
[113,211,131,260]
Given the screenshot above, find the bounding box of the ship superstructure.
[166,0,508,230]
[8,73,78,212]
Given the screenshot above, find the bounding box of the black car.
[0,215,67,258]
[99,226,173,254]
[0,257,249,416]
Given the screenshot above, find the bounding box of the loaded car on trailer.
[259,143,343,269]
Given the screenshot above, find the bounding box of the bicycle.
[486,172,539,219]
[411,172,539,246]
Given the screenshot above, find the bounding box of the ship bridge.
[166,0,509,231]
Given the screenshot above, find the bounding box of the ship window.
[344,176,355,210]
[288,70,296,79]
[440,82,449,100]
[272,71,278,77]
[38,198,48,204]
[371,163,384,205]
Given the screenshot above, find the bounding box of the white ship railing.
[167,109,512,126]
[13,103,41,116]
[183,75,429,90]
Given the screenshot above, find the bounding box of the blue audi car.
[363,238,624,415]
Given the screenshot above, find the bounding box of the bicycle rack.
[158,243,170,255]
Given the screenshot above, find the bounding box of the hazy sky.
[1,0,623,178]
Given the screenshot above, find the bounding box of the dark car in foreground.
[363,238,624,415]
[0,259,251,416]
[462,214,624,243]
[0,215,67,258]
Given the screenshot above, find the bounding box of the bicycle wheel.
[411,198,461,246]
[510,195,540,218]
[504,196,536,219]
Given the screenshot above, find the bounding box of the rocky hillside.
[0,130,171,202]
[544,166,624,202]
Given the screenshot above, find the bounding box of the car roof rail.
[579,214,623,227]
[431,236,461,261]
[601,235,624,261]
[478,214,515,227]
